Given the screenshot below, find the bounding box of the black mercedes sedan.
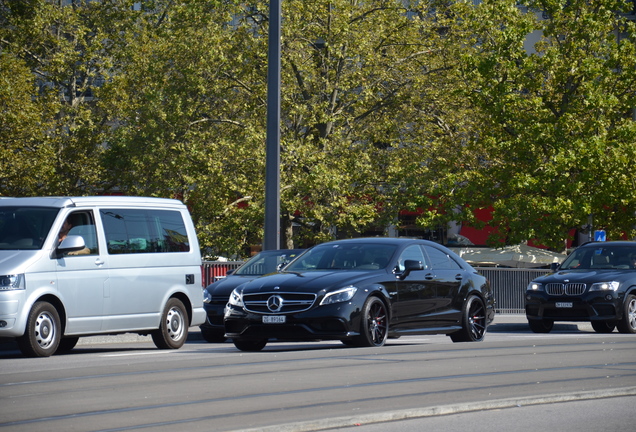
[526,241,636,334]
[200,249,303,342]
[224,238,495,351]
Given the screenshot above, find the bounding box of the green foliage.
[2,0,635,254]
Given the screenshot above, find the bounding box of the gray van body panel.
[0,197,205,339]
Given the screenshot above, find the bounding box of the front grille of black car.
[243,292,317,314]
[545,283,587,296]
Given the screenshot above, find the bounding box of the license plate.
[263,315,286,324]
[556,302,573,308]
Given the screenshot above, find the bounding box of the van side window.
[63,211,98,256]
[100,209,190,254]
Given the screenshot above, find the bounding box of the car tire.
[450,295,487,342]
[232,338,267,352]
[16,301,62,358]
[200,328,227,343]
[591,320,616,333]
[617,294,636,334]
[528,318,554,333]
[353,296,388,347]
[152,298,189,349]
[57,336,80,352]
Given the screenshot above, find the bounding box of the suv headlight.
[320,286,357,305]
[590,281,620,291]
[527,282,543,291]
[0,274,24,291]
[228,288,244,307]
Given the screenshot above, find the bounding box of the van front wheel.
[152,298,189,349]
[17,301,61,357]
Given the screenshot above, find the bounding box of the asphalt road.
[1,315,636,432]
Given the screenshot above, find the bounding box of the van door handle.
[94,259,105,266]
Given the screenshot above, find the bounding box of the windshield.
[234,251,302,276]
[285,243,397,271]
[0,207,60,250]
[560,245,636,270]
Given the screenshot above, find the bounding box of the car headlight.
[0,274,24,291]
[203,290,212,304]
[228,288,244,307]
[590,281,620,292]
[320,286,357,305]
[527,282,543,291]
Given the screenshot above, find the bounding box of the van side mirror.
[53,235,86,258]
[395,259,423,280]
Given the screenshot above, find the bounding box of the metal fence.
[202,261,243,287]
[476,267,550,314]
[201,261,548,314]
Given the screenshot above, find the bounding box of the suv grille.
[243,292,316,314]
[545,283,587,296]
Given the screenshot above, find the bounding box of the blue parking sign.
[594,230,606,242]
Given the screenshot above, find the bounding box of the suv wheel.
[617,294,636,334]
[528,319,554,333]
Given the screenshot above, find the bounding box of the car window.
[424,246,462,270]
[561,245,636,270]
[397,245,427,271]
[64,211,98,256]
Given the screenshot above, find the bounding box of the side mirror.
[395,259,423,280]
[53,235,86,258]
[550,262,560,271]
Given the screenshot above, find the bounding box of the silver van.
[0,196,205,357]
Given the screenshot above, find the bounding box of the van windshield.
[0,207,60,250]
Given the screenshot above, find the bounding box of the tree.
[420,0,636,249]
[0,0,120,195]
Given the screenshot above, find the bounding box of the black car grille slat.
[545,283,587,296]
[243,292,317,314]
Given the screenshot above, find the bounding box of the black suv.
[526,241,636,334]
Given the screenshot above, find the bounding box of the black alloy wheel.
[355,296,388,347]
[57,337,80,352]
[201,328,227,343]
[591,320,616,333]
[451,295,487,342]
[528,318,554,333]
[232,338,268,352]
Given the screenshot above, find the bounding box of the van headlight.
[0,274,25,291]
[228,288,244,307]
[320,286,357,305]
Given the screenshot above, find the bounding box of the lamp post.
[263,0,281,251]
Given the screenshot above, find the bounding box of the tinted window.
[0,207,59,250]
[424,246,462,270]
[101,209,190,254]
[286,243,397,271]
[397,245,428,271]
[561,245,636,270]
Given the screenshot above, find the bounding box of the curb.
[236,387,636,432]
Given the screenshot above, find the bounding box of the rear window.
[100,208,190,254]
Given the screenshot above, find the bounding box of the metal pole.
[263,0,281,250]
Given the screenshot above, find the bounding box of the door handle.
[94,259,105,266]
[425,273,434,280]
[455,274,463,280]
